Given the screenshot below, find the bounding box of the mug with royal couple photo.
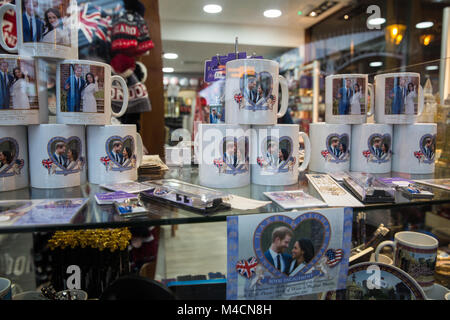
[0,126,29,192]
[87,125,143,185]
[350,124,393,173]
[28,124,86,189]
[309,123,351,173]
[251,124,311,186]
[225,59,288,125]
[55,60,129,125]
[0,0,78,59]
[392,123,436,174]
[325,74,374,124]
[0,54,48,125]
[374,72,424,124]
[197,124,250,188]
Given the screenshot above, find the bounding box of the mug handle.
[367,83,374,117]
[417,84,425,116]
[0,4,18,53]
[374,240,395,262]
[135,132,144,168]
[298,132,311,172]
[111,75,129,118]
[276,75,288,118]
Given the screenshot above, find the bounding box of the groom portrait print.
[0,60,14,109]
[64,65,85,112]
[22,0,44,42]
[264,226,293,275]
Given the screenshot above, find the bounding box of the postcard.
[227,208,353,299]
[413,179,450,191]
[95,191,138,205]
[263,190,327,209]
[100,181,154,194]
[378,177,415,187]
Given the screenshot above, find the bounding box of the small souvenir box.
[343,172,395,203]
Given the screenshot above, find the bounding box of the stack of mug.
[310,72,436,174]
[198,58,310,188]
[0,0,142,193]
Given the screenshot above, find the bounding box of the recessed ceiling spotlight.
[425,65,438,71]
[264,9,282,18]
[344,15,349,20]
[203,4,222,14]
[309,11,317,17]
[368,17,386,25]
[416,21,434,29]
[163,53,178,60]
[370,61,383,67]
[163,67,174,73]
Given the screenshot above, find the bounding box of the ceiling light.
[368,17,386,25]
[370,61,383,67]
[309,11,317,17]
[203,4,222,14]
[344,15,349,20]
[163,53,178,60]
[426,65,438,71]
[264,9,282,18]
[416,21,434,29]
[163,67,174,73]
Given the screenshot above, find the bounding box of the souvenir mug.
[0,126,28,192]
[392,123,436,174]
[0,54,48,125]
[374,72,424,124]
[350,124,393,173]
[251,124,311,186]
[197,123,250,188]
[325,74,374,124]
[375,231,439,290]
[0,0,78,59]
[225,59,288,125]
[0,277,12,300]
[56,60,129,125]
[87,125,143,185]
[28,124,86,189]
[308,122,351,173]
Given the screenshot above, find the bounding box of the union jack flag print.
[78,3,111,43]
[325,248,343,268]
[236,257,258,279]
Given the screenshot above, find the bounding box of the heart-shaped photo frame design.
[253,213,331,281]
[324,133,349,163]
[0,137,24,178]
[105,135,136,172]
[418,134,436,164]
[257,136,295,173]
[363,133,392,163]
[214,136,249,175]
[46,136,84,176]
[238,71,275,111]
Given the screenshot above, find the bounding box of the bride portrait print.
[60,63,104,113]
[21,0,72,46]
[213,137,249,175]
[0,58,38,111]
[257,137,295,173]
[101,136,136,172]
[333,77,366,115]
[237,71,275,111]
[385,76,419,115]
[42,136,84,175]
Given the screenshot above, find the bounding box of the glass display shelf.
[0,166,449,234]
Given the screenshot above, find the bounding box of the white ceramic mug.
[28,124,86,189]
[325,74,374,124]
[375,231,439,290]
[197,123,250,188]
[309,122,351,173]
[350,124,393,173]
[374,72,424,124]
[56,60,129,125]
[225,58,288,125]
[392,123,436,174]
[0,126,28,192]
[0,0,78,59]
[86,125,143,185]
[0,277,12,300]
[0,54,48,125]
[251,124,311,186]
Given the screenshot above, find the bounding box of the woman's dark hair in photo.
[280,148,289,162]
[12,67,24,82]
[339,143,347,153]
[354,83,360,92]
[296,238,315,263]
[124,147,132,159]
[382,142,389,153]
[43,8,62,34]
[85,72,95,84]
[69,148,78,162]
[407,82,415,93]
[1,150,12,164]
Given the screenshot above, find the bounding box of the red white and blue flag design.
[325,248,343,268]
[78,3,111,43]
[236,257,258,279]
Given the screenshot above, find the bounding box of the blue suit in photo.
[22,13,44,42]
[0,71,13,109]
[337,86,352,115]
[64,75,86,112]
[264,250,292,274]
[390,85,406,114]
